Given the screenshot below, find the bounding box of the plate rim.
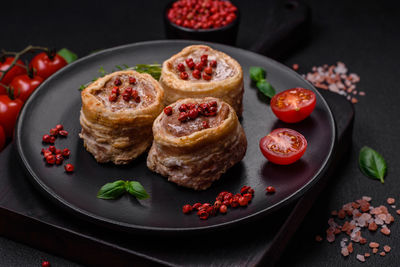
[15,40,336,233]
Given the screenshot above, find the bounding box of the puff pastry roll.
[80,70,164,164]
[160,45,244,116]
[147,97,247,190]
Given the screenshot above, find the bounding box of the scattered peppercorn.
[183,185,255,220]
[64,163,74,173]
[266,186,276,193]
[167,0,238,30]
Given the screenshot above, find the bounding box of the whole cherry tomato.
[0,57,26,95]
[0,125,5,152]
[270,88,316,123]
[259,128,307,165]
[29,52,67,79]
[0,95,23,137]
[9,73,43,103]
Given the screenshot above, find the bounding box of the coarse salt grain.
[381,226,391,235]
[387,198,395,205]
[301,62,363,103]
[318,197,396,262]
[384,245,391,253]
[369,242,379,248]
[356,254,365,262]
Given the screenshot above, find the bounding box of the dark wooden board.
[0,90,353,266]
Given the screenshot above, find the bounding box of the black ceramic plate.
[15,40,335,234]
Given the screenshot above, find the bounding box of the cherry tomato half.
[29,52,67,80]
[0,125,5,152]
[0,57,26,95]
[0,95,23,137]
[259,128,307,165]
[270,88,316,123]
[9,74,43,103]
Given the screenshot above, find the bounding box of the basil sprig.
[57,48,78,64]
[249,66,276,98]
[359,146,387,183]
[97,180,149,200]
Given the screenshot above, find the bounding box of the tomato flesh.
[0,57,26,95]
[0,95,23,137]
[10,74,43,103]
[259,128,307,165]
[29,52,67,80]
[271,87,316,123]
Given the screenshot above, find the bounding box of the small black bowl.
[164,1,240,45]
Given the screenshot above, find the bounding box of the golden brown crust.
[160,45,244,116]
[147,97,247,190]
[79,70,164,164]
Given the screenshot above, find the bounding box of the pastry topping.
[179,103,188,112]
[180,71,188,80]
[182,186,255,220]
[163,100,230,137]
[114,78,122,86]
[179,53,218,80]
[164,106,173,116]
[204,66,213,75]
[109,93,117,102]
[128,77,136,84]
[209,60,217,68]
[202,73,212,80]
[194,62,203,71]
[185,58,195,69]
[111,86,119,95]
[167,0,238,30]
[177,63,185,72]
[192,69,201,79]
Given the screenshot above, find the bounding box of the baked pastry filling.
[162,101,229,137]
[172,48,236,81]
[93,74,156,111]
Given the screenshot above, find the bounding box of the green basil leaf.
[256,79,276,98]
[97,180,126,199]
[125,181,149,200]
[359,146,387,183]
[57,48,78,64]
[249,66,266,82]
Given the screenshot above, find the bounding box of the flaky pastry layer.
[147,97,247,190]
[80,70,164,164]
[160,45,244,116]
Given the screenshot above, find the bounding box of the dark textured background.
[1,0,400,266]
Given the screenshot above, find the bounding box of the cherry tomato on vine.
[29,52,67,79]
[0,95,23,137]
[259,128,307,165]
[0,57,26,95]
[270,88,316,123]
[0,125,5,152]
[9,74,43,103]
